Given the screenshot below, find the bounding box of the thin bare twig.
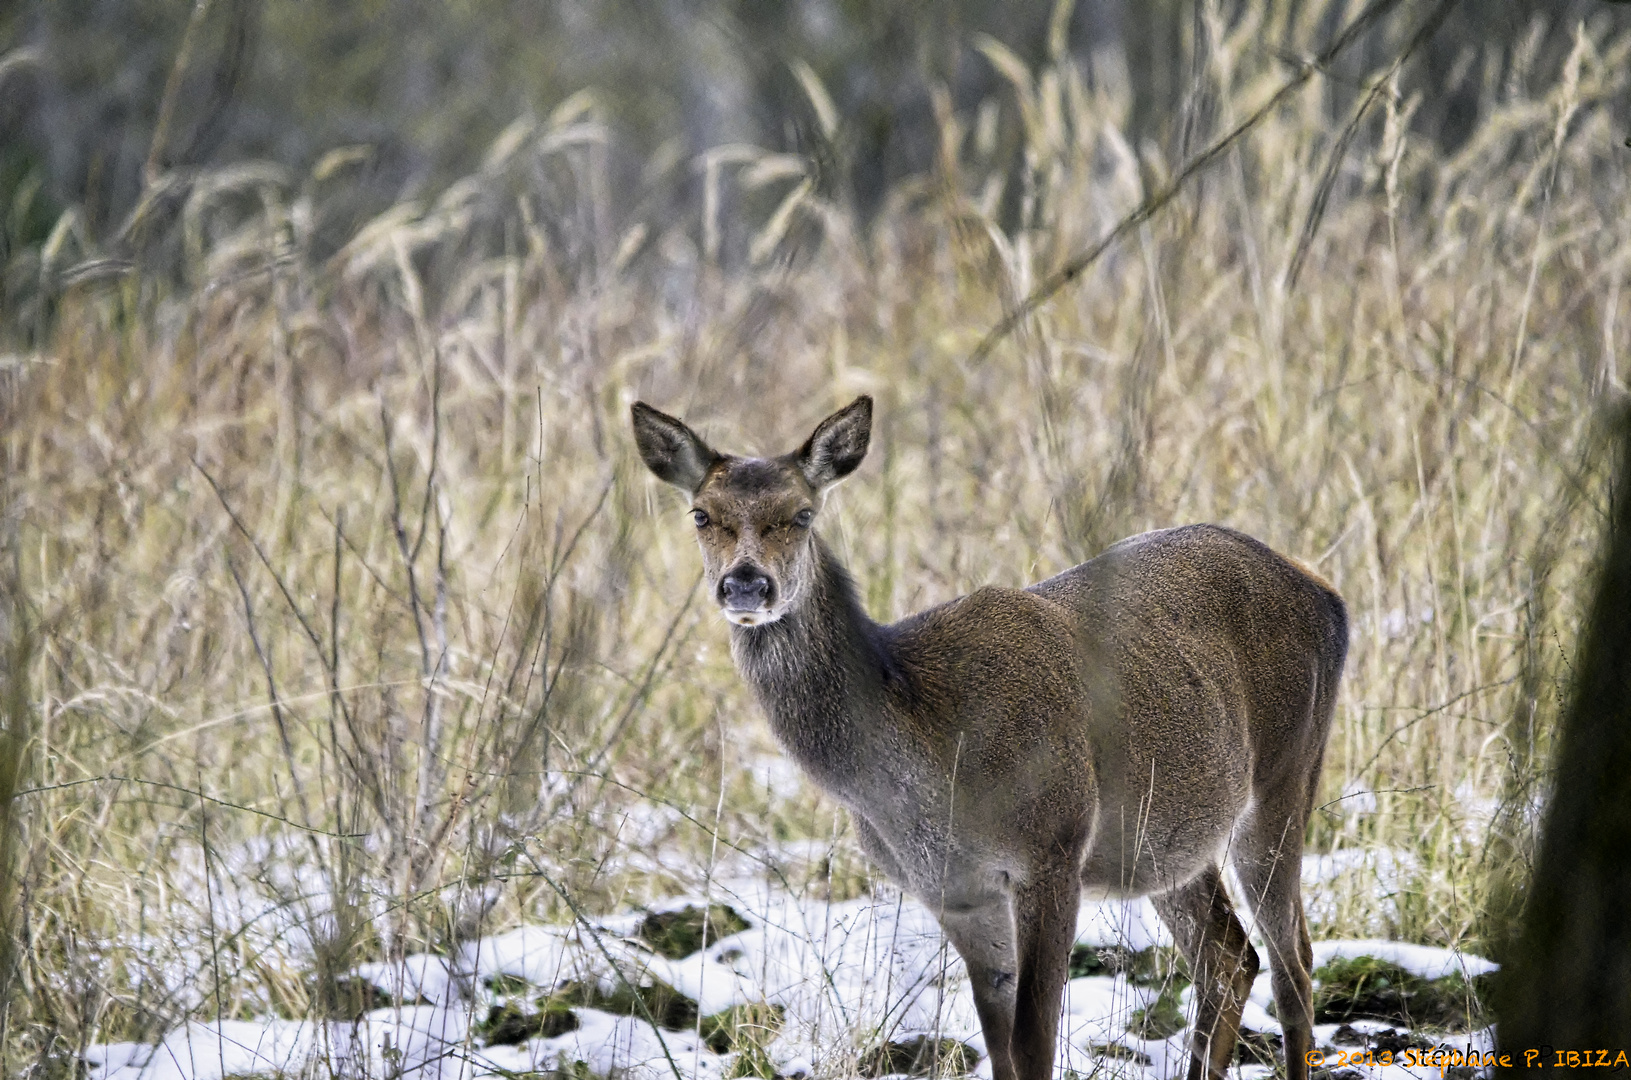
[193,456,333,671]
[13,775,366,837]
[379,396,434,682]
[224,552,315,832]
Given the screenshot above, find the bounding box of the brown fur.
[631,397,1347,1080]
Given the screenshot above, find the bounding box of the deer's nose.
[720,567,773,609]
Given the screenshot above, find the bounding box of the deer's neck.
[730,537,893,792]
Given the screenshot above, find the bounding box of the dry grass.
[2,5,1628,1073]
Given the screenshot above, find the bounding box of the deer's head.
[632,397,872,627]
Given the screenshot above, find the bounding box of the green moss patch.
[1069,945,1189,988]
[1068,944,1117,978]
[698,1003,786,1077]
[484,972,536,996]
[638,904,752,959]
[1312,956,1490,1031]
[700,1002,787,1053]
[858,1035,978,1077]
[1088,1043,1154,1066]
[493,1063,600,1080]
[1126,985,1187,1040]
[557,977,700,1030]
[482,977,783,1053]
[307,975,398,1018]
[477,998,581,1046]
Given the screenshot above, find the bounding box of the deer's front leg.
[941,903,1020,1080]
[858,819,1021,1075]
[1009,866,1080,1080]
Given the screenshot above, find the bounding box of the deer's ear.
[797,396,872,490]
[631,402,719,493]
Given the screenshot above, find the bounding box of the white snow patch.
[88,1019,319,1080]
[353,953,460,1006]
[84,865,1499,1080]
[1075,897,1171,950]
[1311,939,1498,981]
[467,923,575,990]
[746,753,808,800]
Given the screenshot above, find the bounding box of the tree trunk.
[1496,404,1631,1069]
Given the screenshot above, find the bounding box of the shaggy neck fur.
[729,536,896,792]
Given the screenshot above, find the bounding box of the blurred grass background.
[2,0,1630,1073]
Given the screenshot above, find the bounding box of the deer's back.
[833,524,1345,902]
[1029,524,1349,894]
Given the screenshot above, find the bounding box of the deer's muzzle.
[719,565,776,624]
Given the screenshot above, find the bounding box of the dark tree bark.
[1497,405,1631,1071]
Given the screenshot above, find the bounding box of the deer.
[630,395,1348,1080]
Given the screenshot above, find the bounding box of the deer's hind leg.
[1152,865,1259,1080]
[1232,808,1315,1080]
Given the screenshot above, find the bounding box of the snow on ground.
[85,852,1499,1080]
[1308,940,1497,981]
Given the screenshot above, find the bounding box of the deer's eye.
[793,509,813,528]
[692,510,710,528]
